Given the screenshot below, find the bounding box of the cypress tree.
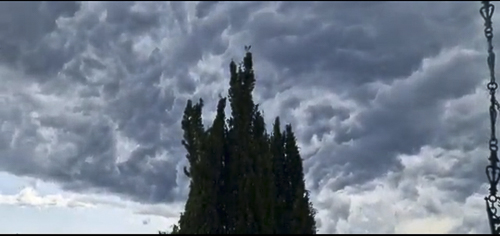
[167,49,316,234]
[201,97,228,234]
[174,99,213,234]
[284,124,317,234]
[251,107,276,233]
[270,117,289,234]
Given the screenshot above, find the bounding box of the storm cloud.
[0,1,496,233]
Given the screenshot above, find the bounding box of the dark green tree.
[166,50,316,234]
[284,124,317,234]
[270,117,289,234]
[174,99,212,234]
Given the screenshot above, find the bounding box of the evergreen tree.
[251,108,276,233]
[270,117,289,234]
[167,49,316,234]
[175,99,211,234]
[284,124,317,234]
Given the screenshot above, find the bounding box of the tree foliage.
[166,49,316,234]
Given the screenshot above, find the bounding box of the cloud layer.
[0,1,496,233]
[0,184,182,222]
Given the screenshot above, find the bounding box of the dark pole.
[481,1,500,234]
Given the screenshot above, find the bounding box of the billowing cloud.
[0,1,496,233]
[0,186,92,209]
[0,184,182,223]
[314,145,489,234]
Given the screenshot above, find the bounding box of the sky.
[0,0,497,233]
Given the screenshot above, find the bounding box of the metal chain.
[482,1,500,234]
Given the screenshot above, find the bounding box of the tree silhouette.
[167,49,316,234]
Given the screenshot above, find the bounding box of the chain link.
[481,1,500,234]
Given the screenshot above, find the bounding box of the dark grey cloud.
[0,1,497,233]
[243,1,481,97]
[0,1,79,78]
[322,48,484,186]
[195,1,219,19]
